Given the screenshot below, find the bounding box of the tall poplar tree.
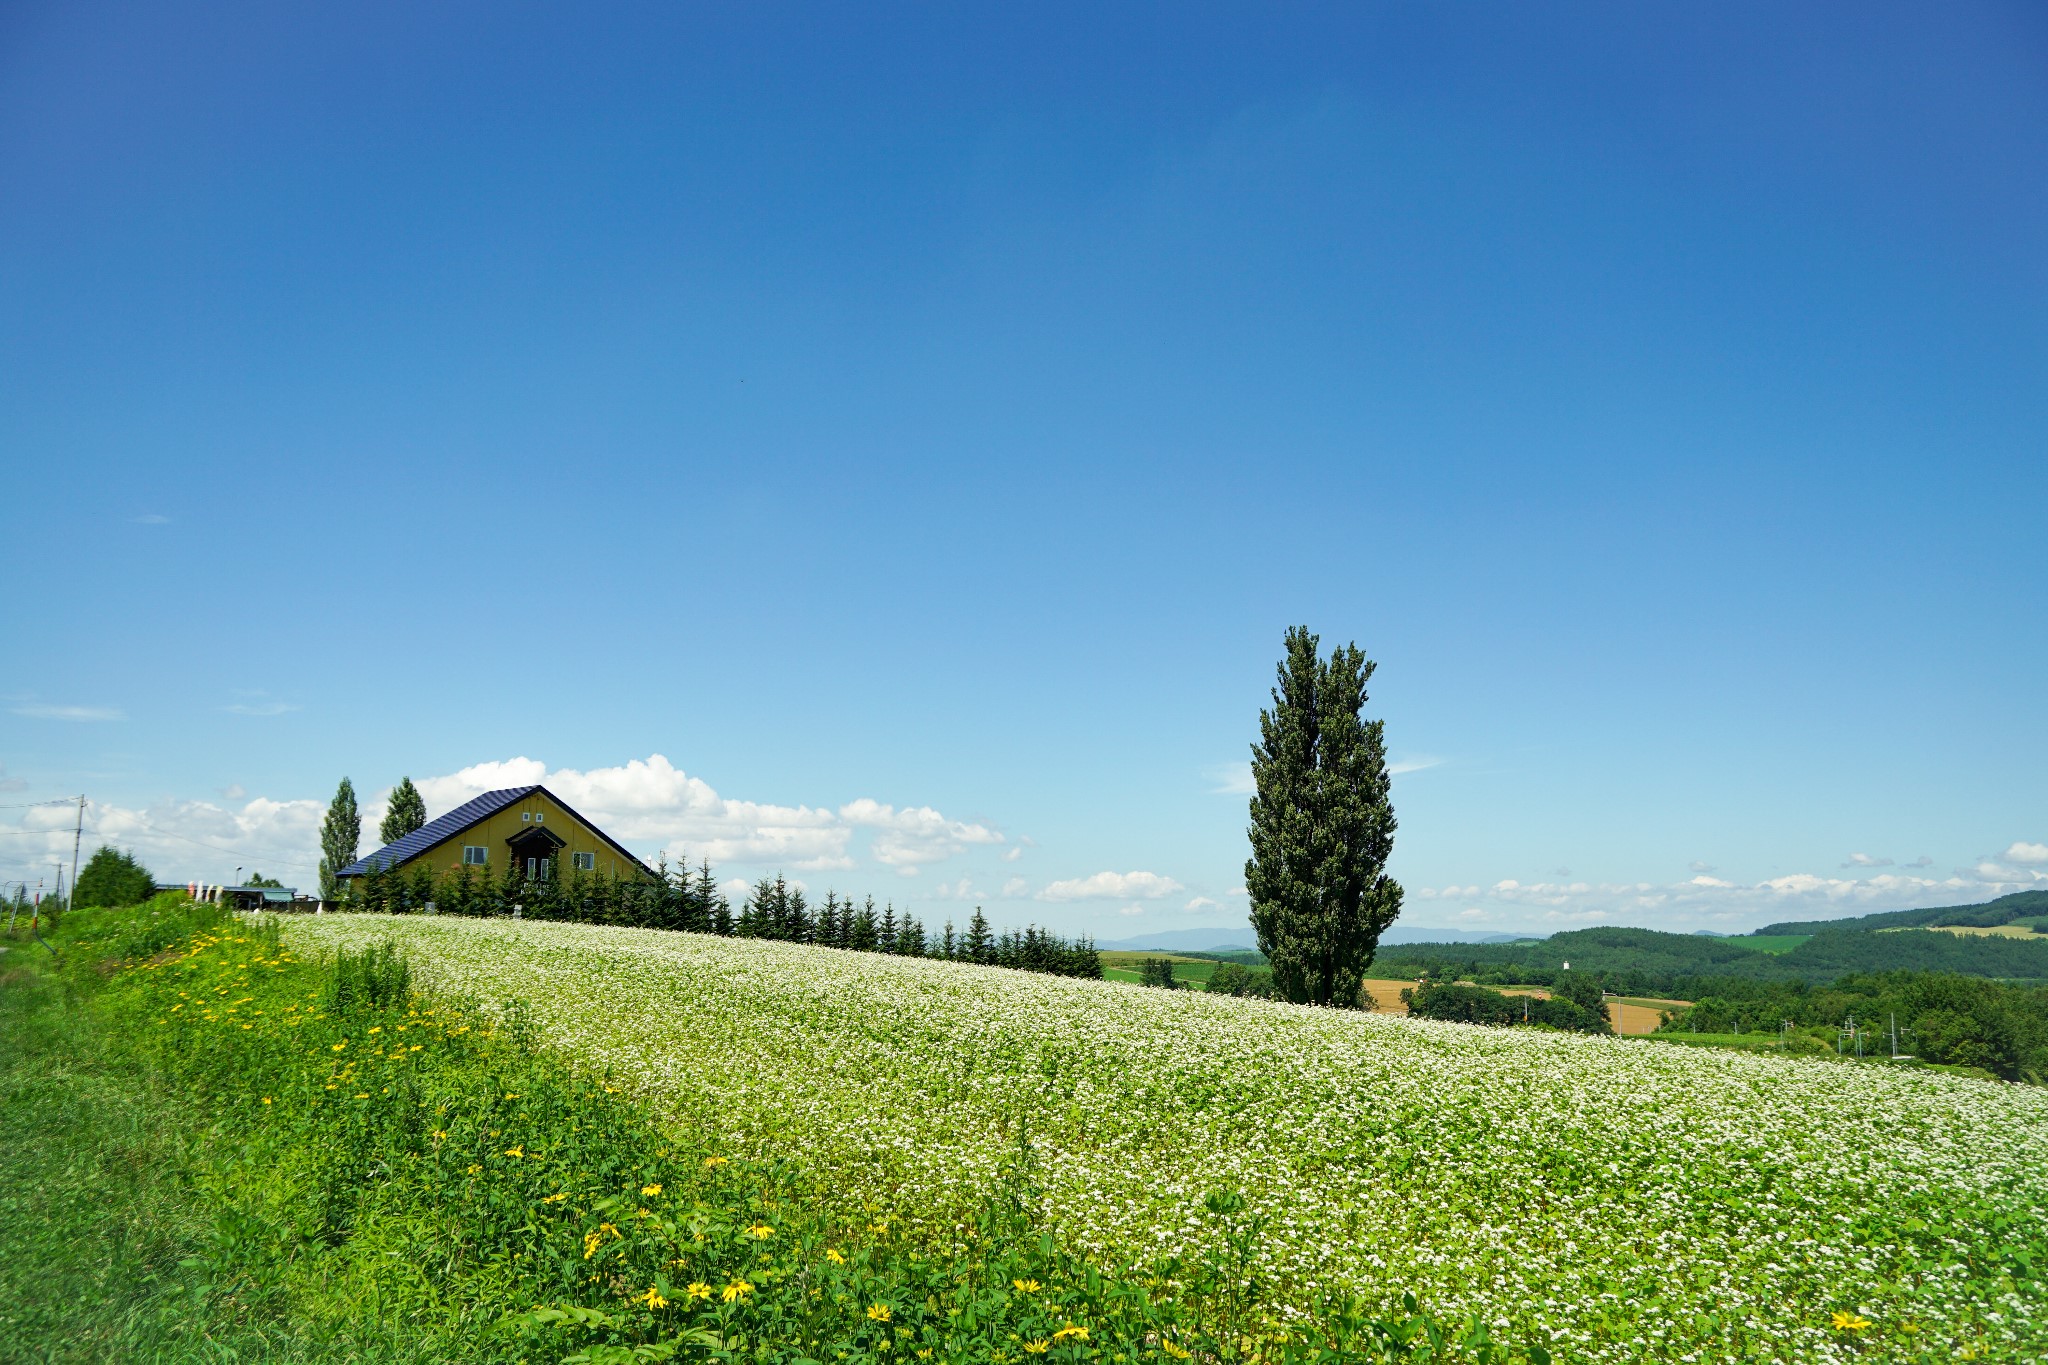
[318,776,361,902]
[1245,626,1403,1007]
[380,777,428,844]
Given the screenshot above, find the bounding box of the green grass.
[1729,934,1811,954]
[0,948,331,1363]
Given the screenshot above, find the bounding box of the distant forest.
[1372,891,2048,997]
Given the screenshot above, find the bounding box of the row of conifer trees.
[341,857,1100,979]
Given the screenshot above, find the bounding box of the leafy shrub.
[72,845,156,909]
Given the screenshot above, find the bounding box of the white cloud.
[1003,846,1024,862]
[838,798,1004,868]
[1184,896,1220,912]
[0,793,327,887]
[1037,870,1185,902]
[1388,754,1444,776]
[1840,852,1893,869]
[416,755,848,870]
[1687,860,1716,874]
[1001,877,1028,897]
[1407,860,2048,934]
[1206,762,1256,795]
[1118,905,1146,916]
[2005,841,2048,866]
[11,703,123,721]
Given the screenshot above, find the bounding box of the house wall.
[393,790,656,884]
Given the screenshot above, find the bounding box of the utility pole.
[68,794,84,913]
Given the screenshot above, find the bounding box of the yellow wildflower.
[641,1183,663,1196]
[541,1192,569,1204]
[1831,1311,1872,1333]
[703,1156,729,1169]
[638,1287,668,1309]
[584,1230,605,1259]
[367,1026,381,1034]
[1053,1325,1088,1342]
[721,1280,753,1303]
[261,1096,273,1105]
[826,1248,848,1265]
[466,1164,482,1175]
[867,1303,892,1322]
[685,1282,712,1301]
[1160,1343,1192,1361]
[504,1146,524,1157]
[1012,1279,1041,1294]
[1023,1342,1049,1355]
[431,1129,447,1141]
[332,1041,347,1051]
[747,1223,774,1239]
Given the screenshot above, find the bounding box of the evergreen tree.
[318,777,361,902]
[73,845,155,908]
[941,919,957,959]
[964,908,994,964]
[849,897,879,952]
[899,914,926,957]
[379,777,428,845]
[878,902,899,954]
[1246,626,1403,1007]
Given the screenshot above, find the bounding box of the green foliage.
[318,777,360,903]
[380,776,428,845]
[1246,626,1402,1007]
[72,844,156,908]
[1138,956,1182,988]
[1662,971,2048,1081]
[1403,981,1609,1034]
[1206,962,1276,998]
[246,872,285,888]
[1,914,1516,1364]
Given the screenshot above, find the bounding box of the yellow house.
[336,784,658,888]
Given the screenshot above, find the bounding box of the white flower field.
[288,914,2048,1362]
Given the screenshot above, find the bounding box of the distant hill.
[1096,926,1260,952]
[1755,889,2048,937]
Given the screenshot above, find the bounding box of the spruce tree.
[380,777,428,845]
[964,907,994,964]
[318,776,361,902]
[1246,626,1403,1007]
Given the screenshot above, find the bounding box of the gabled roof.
[336,784,656,880]
[338,786,537,876]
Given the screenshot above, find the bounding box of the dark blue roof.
[337,785,538,877]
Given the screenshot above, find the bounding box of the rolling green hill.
[1756,889,2048,937]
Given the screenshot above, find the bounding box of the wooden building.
[335,784,657,889]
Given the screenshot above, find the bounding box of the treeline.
[1403,973,1612,1034]
[342,859,1101,980]
[1374,923,2048,997]
[1757,888,2048,937]
[1663,971,2048,1083]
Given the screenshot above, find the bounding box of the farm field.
[1888,924,2045,940]
[289,914,2048,1363]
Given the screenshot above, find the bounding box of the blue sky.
[4,2,2044,935]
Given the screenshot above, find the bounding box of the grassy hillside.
[1757,889,2048,937]
[287,913,2048,1363]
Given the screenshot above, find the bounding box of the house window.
[573,851,595,872]
[534,812,544,824]
[522,812,531,822]
[527,856,553,879]
[463,845,487,866]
